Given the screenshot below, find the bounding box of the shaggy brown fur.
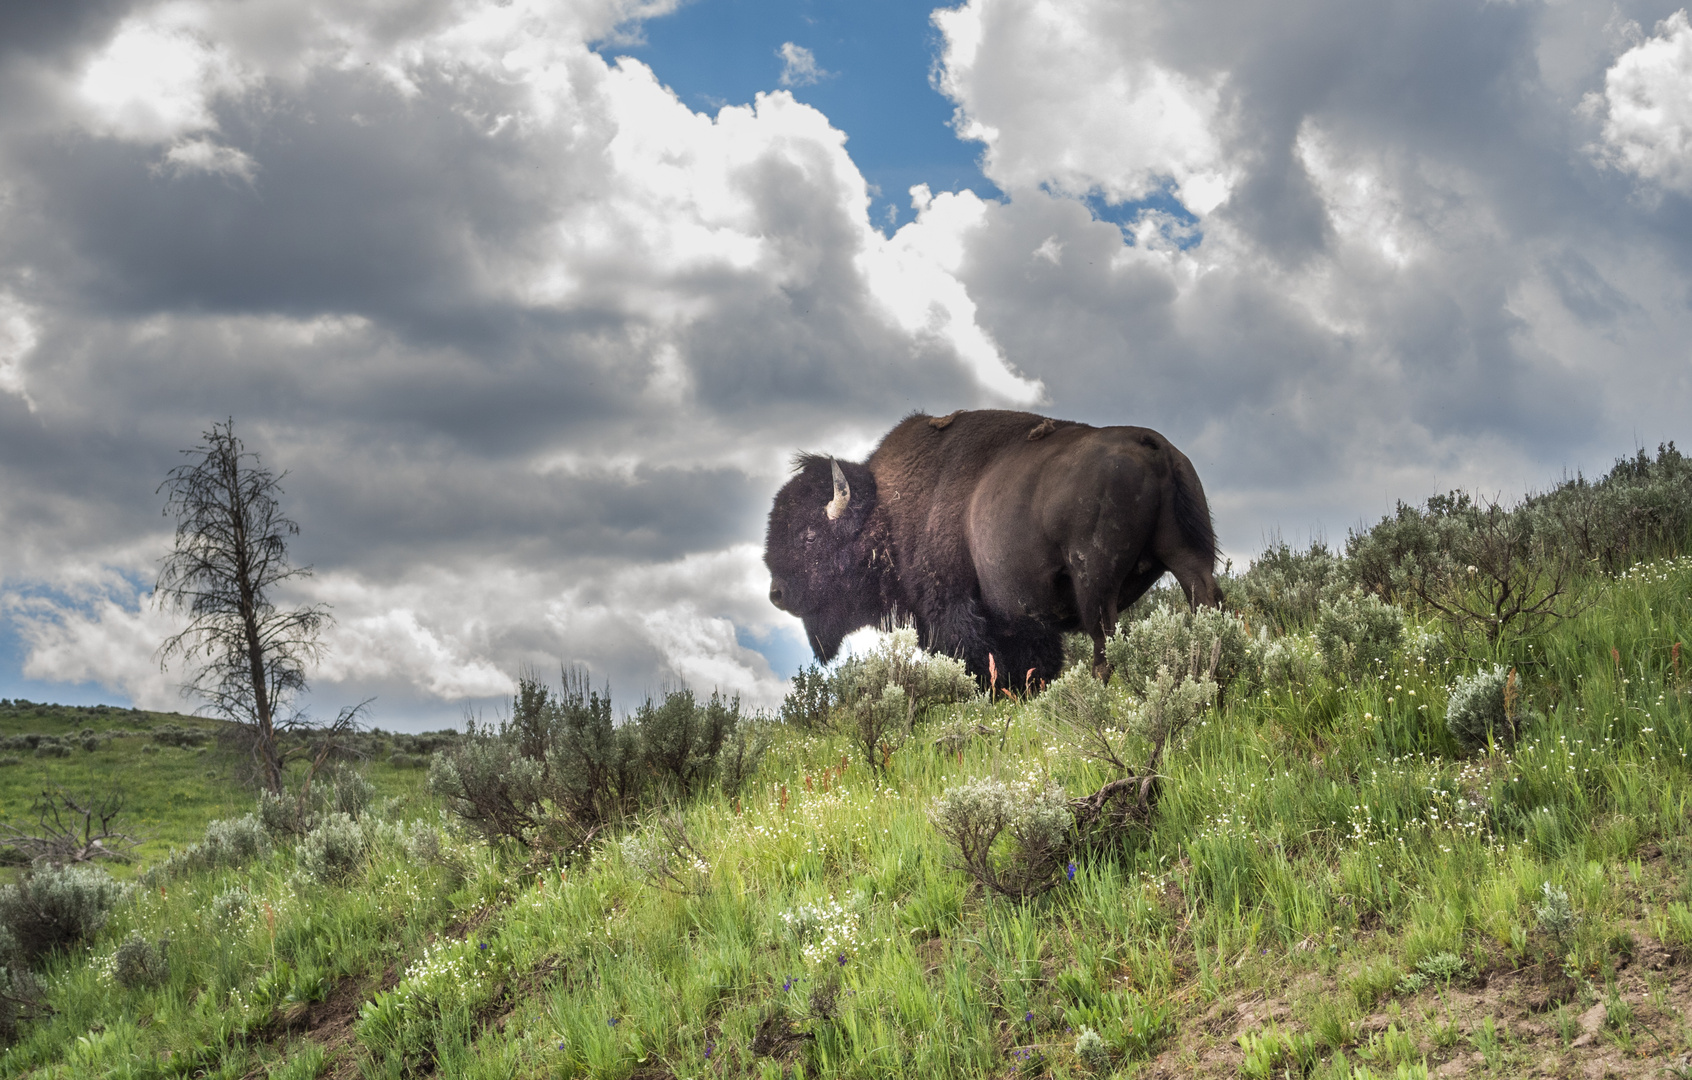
[764,410,1220,686]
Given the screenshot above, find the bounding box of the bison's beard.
[802,614,851,665]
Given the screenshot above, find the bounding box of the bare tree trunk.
[220,441,282,792]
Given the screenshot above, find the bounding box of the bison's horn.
[825,459,851,520]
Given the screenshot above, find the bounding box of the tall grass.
[4,555,1692,1076]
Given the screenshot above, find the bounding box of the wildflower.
[838,952,848,966]
[782,976,796,992]
[1066,861,1077,882]
[1025,1010,1035,1023]
[479,942,488,951]
[704,1042,714,1060]
[608,1017,620,1027]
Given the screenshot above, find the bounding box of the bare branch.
[0,787,139,866]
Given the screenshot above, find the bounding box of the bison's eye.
[803,527,818,545]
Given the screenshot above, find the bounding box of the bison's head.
[764,454,885,663]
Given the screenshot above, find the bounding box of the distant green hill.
[0,702,448,874]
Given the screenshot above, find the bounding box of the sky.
[0,0,1688,731]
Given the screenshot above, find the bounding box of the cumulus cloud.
[0,0,1034,726]
[917,0,1685,551]
[1588,9,1692,194]
[933,0,1235,213]
[776,42,827,88]
[2,0,1689,726]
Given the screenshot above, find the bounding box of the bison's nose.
[768,582,786,609]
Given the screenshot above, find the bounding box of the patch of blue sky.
[1073,180,1204,251]
[0,573,158,709]
[735,620,814,683]
[608,0,999,231]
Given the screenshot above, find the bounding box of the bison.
[764,409,1221,688]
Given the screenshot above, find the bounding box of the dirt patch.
[235,971,375,1080]
[750,1010,813,1062]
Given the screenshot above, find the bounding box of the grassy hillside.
[0,552,1690,1079]
[0,704,442,875]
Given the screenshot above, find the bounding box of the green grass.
[0,705,436,875]
[5,556,1692,1076]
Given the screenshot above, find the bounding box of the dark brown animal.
[764,409,1221,687]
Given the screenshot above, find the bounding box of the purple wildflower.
[837,953,847,966]
[1065,861,1076,882]
[608,1017,620,1027]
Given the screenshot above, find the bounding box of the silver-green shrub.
[1403,624,1448,666]
[1228,539,1346,633]
[203,813,269,866]
[931,710,995,755]
[1075,1025,1111,1072]
[428,734,550,846]
[837,628,975,770]
[321,765,377,820]
[1446,664,1519,753]
[1106,606,1252,698]
[254,766,377,841]
[620,814,710,895]
[1534,882,1580,951]
[1040,661,1133,768]
[0,864,129,967]
[1254,631,1321,690]
[111,933,169,990]
[1135,663,1219,749]
[256,789,302,839]
[931,774,1073,898]
[1315,591,1404,680]
[298,813,366,883]
[834,627,975,712]
[209,886,248,929]
[717,718,772,796]
[0,964,44,1044]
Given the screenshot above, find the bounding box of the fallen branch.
[0,787,138,866]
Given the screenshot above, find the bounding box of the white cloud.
[777,42,828,88]
[933,0,1236,214]
[918,0,1679,560]
[1589,9,1692,194]
[0,0,1047,724]
[76,9,250,141]
[5,591,182,710]
[160,138,258,181]
[0,294,38,408]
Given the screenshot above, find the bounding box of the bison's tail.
[1170,454,1217,566]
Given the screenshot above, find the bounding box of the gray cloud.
[931,0,1686,554]
[3,0,1690,726]
[0,0,1037,724]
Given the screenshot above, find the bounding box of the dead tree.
[155,419,331,792]
[0,787,138,866]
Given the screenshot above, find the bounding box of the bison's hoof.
[1093,661,1113,683]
